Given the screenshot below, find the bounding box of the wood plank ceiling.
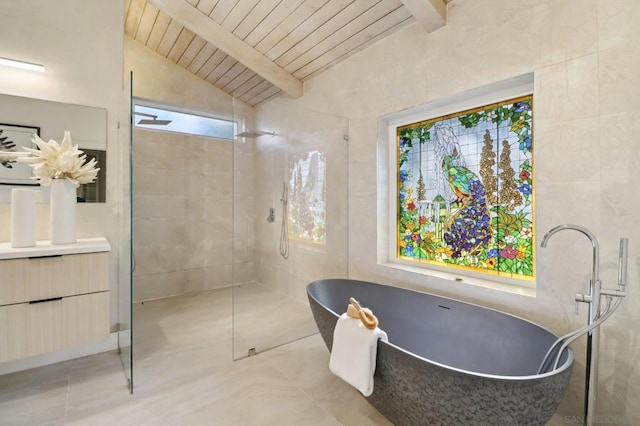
[124,0,445,107]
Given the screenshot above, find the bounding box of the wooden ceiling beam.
[399,0,447,32]
[148,0,303,98]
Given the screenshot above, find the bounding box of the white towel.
[329,313,388,397]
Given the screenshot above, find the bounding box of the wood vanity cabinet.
[0,238,110,363]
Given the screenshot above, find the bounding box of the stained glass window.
[396,95,534,280]
[289,150,326,244]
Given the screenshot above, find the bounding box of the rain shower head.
[134,111,172,126]
[137,119,172,125]
[236,129,275,138]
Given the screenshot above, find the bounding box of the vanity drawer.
[0,252,108,306]
[0,291,109,362]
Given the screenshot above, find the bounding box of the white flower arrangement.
[19,131,99,187]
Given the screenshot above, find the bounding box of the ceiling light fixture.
[0,57,45,72]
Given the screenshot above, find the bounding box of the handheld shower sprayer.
[617,238,628,289]
[600,237,629,298]
[279,182,289,259]
[280,181,288,205]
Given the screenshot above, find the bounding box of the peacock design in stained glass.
[396,95,534,281]
[442,147,493,260]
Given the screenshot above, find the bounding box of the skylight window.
[133,104,237,140]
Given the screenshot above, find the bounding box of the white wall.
[268,0,640,422]
[0,0,125,330]
[125,37,249,118]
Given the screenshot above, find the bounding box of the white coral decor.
[20,131,99,187]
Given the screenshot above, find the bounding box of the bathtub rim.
[307,278,574,381]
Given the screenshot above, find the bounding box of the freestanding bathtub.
[307,279,573,426]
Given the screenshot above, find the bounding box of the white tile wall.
[132,129,239,301]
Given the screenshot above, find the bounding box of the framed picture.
[0,123,40,185]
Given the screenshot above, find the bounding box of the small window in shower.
[133,103,237,140]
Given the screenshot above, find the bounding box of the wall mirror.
[0,93,107,203]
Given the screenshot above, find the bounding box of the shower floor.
[231,281,319,358]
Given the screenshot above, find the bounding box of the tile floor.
[0,283,572,425]
[231,282,320,359]
[0,286,391,425]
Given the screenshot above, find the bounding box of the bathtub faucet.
[541,224,601,317]
[541,225,601,426]
[540,225,629,426]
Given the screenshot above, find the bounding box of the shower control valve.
[575,293,592,303]
[267,208,275,223]
[574,293,592,314]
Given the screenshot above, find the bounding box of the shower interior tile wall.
[133,129,235,301]
[232,138,258,287]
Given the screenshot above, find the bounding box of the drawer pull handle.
[28,255,63,260]
[29,297,63,304]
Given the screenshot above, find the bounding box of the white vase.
[10,188,36,248]
[50,179,77,244]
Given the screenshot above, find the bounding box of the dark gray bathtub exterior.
[307,278,573,426]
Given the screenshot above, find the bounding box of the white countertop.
[0,237,111,259]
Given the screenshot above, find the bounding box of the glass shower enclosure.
[232,99,349,359]
[127,80,348,379]
[120,71,134,392]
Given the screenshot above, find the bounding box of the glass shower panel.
[120,71,133,392]
[232,99,349,360]
[130,81,234,391]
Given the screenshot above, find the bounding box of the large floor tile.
[0,377,68,426]
[262,334,392,426]
[0,286,391,425]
